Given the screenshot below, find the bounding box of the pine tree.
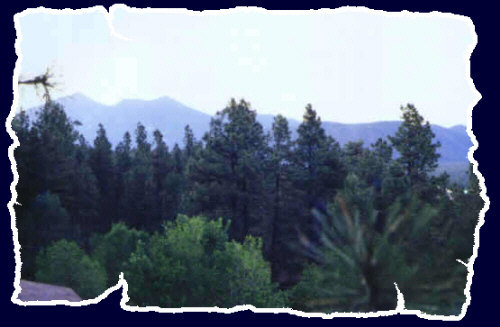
[290,175,451,312]
[270,115,292,255]
[268,114,302,285]
[116,132,132,173]
[388,104,441,196]
[125,123,155,230]
[292,104,344,251]
[151,129,171,222]
[115,132,133,223]
[29,101,99,243]
[183,125,197,160]
[180,125,201,215]
[30,101,79,200]
[187,99,269,241]
[67,156,100,244]
[12,110,39,209]
[165,143,185,219]
[89,124,115,232]
[444,164,483,262]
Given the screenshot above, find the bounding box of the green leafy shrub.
[124,215,287,308]
[91,223,149,286]
[35,239,107,299]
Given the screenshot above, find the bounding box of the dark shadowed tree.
[388,104,441,196]
[151,129,171,222]
[25,101,98,244]
[267,114,302,286]
[291,104,345,252]
[187,99,269,241]
[123,123,155,230]
[89,124,115,232]
[115,132,133,223]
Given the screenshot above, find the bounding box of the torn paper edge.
[7,5,486,321]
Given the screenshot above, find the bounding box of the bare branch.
[18,68,56,102]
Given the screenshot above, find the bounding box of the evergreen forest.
[12,98,482,315]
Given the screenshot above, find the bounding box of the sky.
[16,6,479,127]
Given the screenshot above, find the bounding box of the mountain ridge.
[26,93,472,167]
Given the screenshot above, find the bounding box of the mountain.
[51,93,212,147]
[26,94,473,178]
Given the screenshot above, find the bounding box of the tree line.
[12,99,482,314]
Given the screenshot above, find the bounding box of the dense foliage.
[13,100,482,314]
[35,239,107,299]
[123,215,286,307]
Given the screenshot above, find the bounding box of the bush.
[218,236,288,307]
[124,215,286,307]
[91,223,149,286]
[35,239,107,299]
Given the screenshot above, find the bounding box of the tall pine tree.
[187,99,269,241]
[268,114,303,286]
[388,104,441,196]
[292,104,344,251]
[89,124,115,232]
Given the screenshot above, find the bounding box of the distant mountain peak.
[115,95,181,107]
[154,95,175,102]
[60,92,96,102]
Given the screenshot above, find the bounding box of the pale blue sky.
[16,7,478,126]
